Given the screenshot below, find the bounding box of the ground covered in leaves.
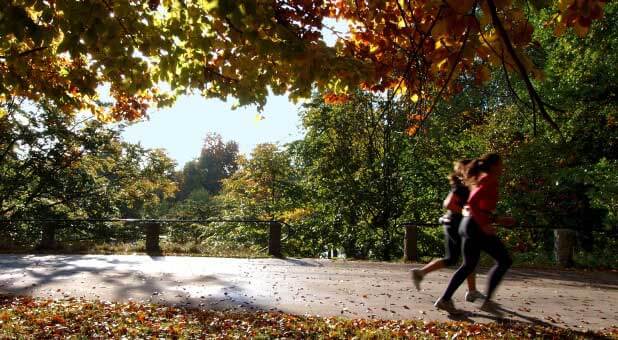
[0,296,615,339]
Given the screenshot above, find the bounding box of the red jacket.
[468,173,499,234]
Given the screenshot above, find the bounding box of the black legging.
[442,214,462,267]
[440,216,512,301]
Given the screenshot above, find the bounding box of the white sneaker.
[465,290,485,302]
[410,269,424,291]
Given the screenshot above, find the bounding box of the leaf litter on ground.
[0,295,615,339]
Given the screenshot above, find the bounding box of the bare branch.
[486,0,560,132]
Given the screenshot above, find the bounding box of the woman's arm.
[468,175,499,227]
[443,192,463,212]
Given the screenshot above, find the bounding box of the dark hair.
[464,153,501,185]
[448,159,472,187]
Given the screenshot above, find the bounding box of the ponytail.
[449,158,472,187]
[464,153,501,186]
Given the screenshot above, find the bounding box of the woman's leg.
[439,217,481,301]
[480,235,512,300]
[440,235,481,300]
[419,258,446,274]
[411,224,459,290]
[466,272,477,291]
[425,224,460,273]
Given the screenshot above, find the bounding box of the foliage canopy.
[0,0,607,128]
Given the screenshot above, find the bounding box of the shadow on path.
[471,266,618,291]
[0,255,274,313]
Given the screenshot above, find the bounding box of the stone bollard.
[554,228,576,267]
[404,224,418,262]
[145,222,161,255]
[268,221,282,258]
[37,222,58,250]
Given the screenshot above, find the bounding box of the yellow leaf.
[411,94,419,103]
[558,0,571,12]
[395,82,407,95]
[435,58,449,72]
[431,19,448,38]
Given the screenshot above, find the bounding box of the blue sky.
[121,95,304,168]
[121,19,346,169]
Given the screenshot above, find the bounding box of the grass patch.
[0,295,614,339]
[159,240,266,258]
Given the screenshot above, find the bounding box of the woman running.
[435,153,514,314]
[411,159,483,303]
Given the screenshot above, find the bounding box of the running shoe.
[480,299,504,316]
[434,298,462,315]
[410,269,424,290]
[465,290,485,302]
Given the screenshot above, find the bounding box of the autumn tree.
[220,143,300,220]
[1,1,607,129]
[177,133,239,200]
[0,99,177,249]
[293,92,412,259]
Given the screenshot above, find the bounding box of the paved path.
[0,255,616,330]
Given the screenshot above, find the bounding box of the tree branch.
[100,0,138,46]
[0,46,48,59]
[415,11,475,133]
[486,0,560,132]
[501,57,532,109]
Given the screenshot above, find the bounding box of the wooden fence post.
[268,221,282,258]
[145,222,161,254]
[404,224,418,262]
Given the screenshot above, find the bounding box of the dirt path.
[0,255,616,331]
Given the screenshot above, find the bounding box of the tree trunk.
[554,229,576,267]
